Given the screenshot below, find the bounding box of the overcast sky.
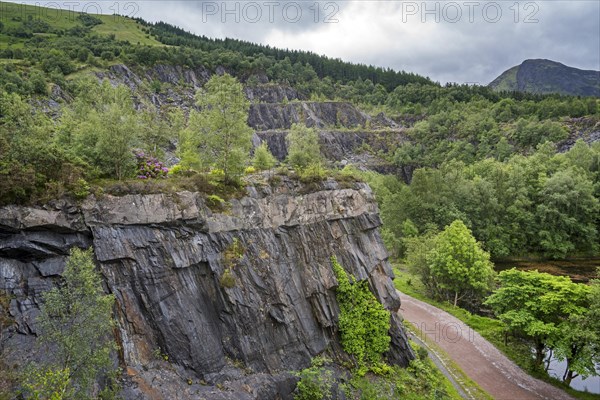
[22,0,600,84]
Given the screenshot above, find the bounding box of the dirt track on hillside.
[398,291,574,400]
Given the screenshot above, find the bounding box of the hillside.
[489,59,600,96]
[0,3,599,399]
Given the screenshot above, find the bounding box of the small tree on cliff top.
[188,73,253,182]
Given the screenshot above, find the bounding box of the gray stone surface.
[0,178,413,399]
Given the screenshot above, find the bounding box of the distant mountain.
[489,59,600,97]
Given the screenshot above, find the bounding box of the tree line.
[362,139,599,261]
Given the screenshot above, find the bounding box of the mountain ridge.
[489,59,600,97]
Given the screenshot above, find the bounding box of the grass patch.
[0,2,162,47]
[0,2,81,31]
[393,264,600,400]
[343,356,463,400]
[91,172,246,204]
[93,16,162,46]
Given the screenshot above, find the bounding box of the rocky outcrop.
[248,101,371,130]
[558,117,600,152]
[0,178,413,399]
[256,129,408,175]
[245,85,301,103]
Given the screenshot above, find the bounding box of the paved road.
[398,291,574,400]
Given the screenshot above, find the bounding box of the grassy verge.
[393,264,600,400]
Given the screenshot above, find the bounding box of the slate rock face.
[0,178,413,398]
[248,101,370,131]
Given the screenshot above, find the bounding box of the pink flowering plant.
[134,151,169,179]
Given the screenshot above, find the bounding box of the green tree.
[484,269,590,368]
[33,248,117,398]
[535,167,599,258]
[286,123,322,171]
[404,230,439,297]
[426,220,495,307]
[550,272,600,385]
[189,73,252,182]
[252,142,277,171]
[58,79,139,180]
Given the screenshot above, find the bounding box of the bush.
[70,178,90,200]
[205,194,225,211]
[331,256,391,369]
[167,164,185,176]
[294,365,333,400]
[135,151,168,179]
[253,142,277,171]
[299,163,327,183]
[101,51,115,61]
[219,269,236,288]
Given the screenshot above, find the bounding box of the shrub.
[205,194,225,211]
[135,151,168,179]
[299,163,327,183]
[70,178,90,200]
[294,365,333,400]
[101,51,115,61]
[223,238,244,268]
[167,164,185,176]
[331,256,391,370]
[220,269,236,288]
[252,142,277,171]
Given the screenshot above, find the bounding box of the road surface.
[398,291,574,400]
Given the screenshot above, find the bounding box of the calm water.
[545,353,600,394]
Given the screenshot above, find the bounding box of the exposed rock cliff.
[0,178,413,399]
[256,129,408,175]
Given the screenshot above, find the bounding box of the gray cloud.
[18,0,600,84]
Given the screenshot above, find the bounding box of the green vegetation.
[58,78,141,180]
[185,74,253,182]
[1,1,598,398]
[331,256,390,371]
[343,355,460,399]
[362,140,599,261]
[394,265,600,399]
[294,357,334,400]
[412,220,495,307]
[286,123,323,171]
[293,353,463,400]
[485,269,597,384]
[21,248,118,399]
[252,142,277,171]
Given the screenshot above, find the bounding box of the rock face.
[0,178,413,399]
[248,101,371,130]
[257,129,406,161]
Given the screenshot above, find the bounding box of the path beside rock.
[398,291,574,400]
